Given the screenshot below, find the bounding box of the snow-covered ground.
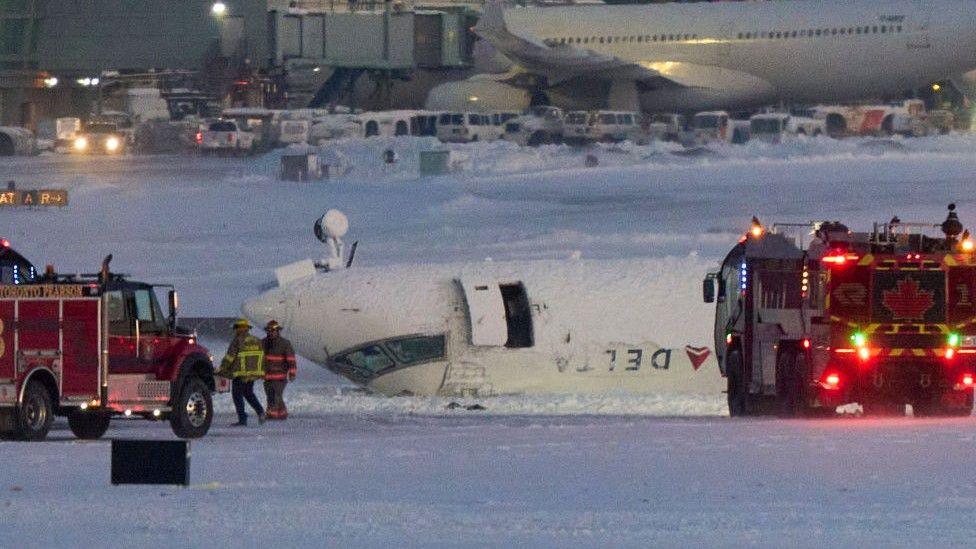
[3,412,976,547]
[4,136,976,545]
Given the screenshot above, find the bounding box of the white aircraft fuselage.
[243,260,723,397]
[432,0,976,112]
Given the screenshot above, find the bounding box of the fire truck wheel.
[170,378,213,439]
[67,411,111,440]
[727,350,749,417]
[16,381,53,441]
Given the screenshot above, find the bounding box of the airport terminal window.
[385,335,446,365]
[336,346,394,374]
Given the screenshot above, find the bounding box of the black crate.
[111,439,190,486]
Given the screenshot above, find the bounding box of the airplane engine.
[424,77,531,112]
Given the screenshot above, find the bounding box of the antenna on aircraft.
[314,209,350,270]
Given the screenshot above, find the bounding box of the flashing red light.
[823,373,841,389]
[195,132,203,144]
[822,253,859,265]
[946,348,955,360]
[802,338,811,350]
[0,238,9,248]
[858,347,871,361]
[963,374,974,387]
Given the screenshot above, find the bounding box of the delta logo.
[881,277,935,321]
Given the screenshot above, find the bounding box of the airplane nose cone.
[241,290,288,329]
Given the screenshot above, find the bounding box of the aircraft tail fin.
[474,1,511,41]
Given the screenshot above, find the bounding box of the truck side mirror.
[703,277,715,303]
[168,290,179,328]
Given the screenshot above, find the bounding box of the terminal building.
[0,0,481,128]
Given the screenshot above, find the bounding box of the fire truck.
[703,206,976,417]
[0,240,218,440]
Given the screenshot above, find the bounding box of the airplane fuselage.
[499,0,976,111]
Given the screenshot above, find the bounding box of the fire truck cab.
[0,241,218,440]
[704,206,976,417]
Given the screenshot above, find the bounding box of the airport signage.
[0,189,69,207]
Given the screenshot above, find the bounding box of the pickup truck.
[199,120,256,155]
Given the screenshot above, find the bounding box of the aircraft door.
[459,280,508,346]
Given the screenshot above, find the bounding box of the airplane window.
[637,35,642,42]
[897,25,902,32]
[683,34,689,40]
[335,345,394,374]
[815,29,822,36]
[848,27,854,34]
[384,335,446,365]
[872,26,878,33]
[881,26,886,33]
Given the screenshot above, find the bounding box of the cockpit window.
[385,335,446,365]
[336,345,395,374]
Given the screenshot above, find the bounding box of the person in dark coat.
[262,320,297,420]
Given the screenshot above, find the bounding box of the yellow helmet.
[232,318,251,330]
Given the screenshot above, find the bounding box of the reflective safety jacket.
[219,333,265,381]
[263,336,297,381]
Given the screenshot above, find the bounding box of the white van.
[278,119,311,145]
[563,111,642,144]
[359,111,414,138]
[436,112,497,143]
[692,111,750,144]
[749,113,825,143]
[502,106,565,146]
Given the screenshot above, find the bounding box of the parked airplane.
[242,213,722,397]
[426,0,976,112]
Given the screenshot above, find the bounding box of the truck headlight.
[105,136,120,152]
[73,137,88,151]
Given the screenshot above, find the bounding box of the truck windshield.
[695,115,722,129]
[87,124,118,134]
[750,118,783,133]
[565,113,587,124]
[209,121,237,132]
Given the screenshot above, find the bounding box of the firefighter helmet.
[264,320,282,332]
[232,318,252,330]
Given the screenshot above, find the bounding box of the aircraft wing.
[475,2,678,87]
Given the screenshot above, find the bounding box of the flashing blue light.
[12,264,20,285]
[739,261,748,292]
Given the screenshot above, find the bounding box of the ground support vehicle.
[691,111,751,145]
[200,120,256,155]
[502,106,564,146]
[436,112,498,143]
[646,114,686,142]
[71,122,127,155]
[749,113,824,143]
[704,207,976,417]
[0,244,218,440]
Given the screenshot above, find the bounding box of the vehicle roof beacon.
[942,203,963,243]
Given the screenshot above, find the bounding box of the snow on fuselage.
[243,258,723,397]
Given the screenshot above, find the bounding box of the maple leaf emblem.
[882,277,935,320]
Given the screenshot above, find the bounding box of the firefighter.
[218,318,266,426]
[262,320,297,420]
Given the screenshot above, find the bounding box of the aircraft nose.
[241,290,289,329]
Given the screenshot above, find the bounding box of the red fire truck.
[704,206,976,417]
[0,241,218,440]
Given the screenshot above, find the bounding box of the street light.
[211,2,227,16]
